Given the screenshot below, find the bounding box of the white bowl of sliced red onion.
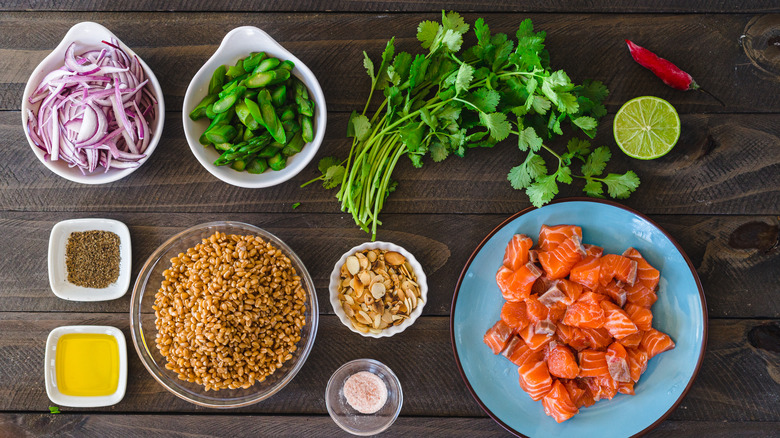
[21,21,164,184]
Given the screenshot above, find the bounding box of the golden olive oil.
[55,333,119,396]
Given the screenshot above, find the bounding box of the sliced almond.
[351,320,369,333]
[385,251,405,266]
[344,294,354,305]
[345,256,360,276]
[382,309,394,323]
[367,250,377,262]
[370,282,386,299]
[356,310,372,325]
[372,314,381,329]
[358,271,371,285]
[397,288,406,300]
[409,292,417,310]
[368,328,383,334]
[341,277,351,288]
[342,302,354,317]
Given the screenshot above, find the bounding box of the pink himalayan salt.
[343,371,388,414]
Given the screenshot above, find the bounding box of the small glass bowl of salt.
[326,359,403,436]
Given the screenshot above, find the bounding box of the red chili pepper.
[625,39,724,106]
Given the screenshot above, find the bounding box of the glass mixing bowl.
[129,221,318,408]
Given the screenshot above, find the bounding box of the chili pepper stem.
[697,87,726,107]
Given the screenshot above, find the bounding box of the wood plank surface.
[2,13,779,114]
[1,414,779,438]
[0,314,778,422]
[2,0,780,14]
[0,212,777,318]
[2,112,779,216]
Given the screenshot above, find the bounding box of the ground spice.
[65,230,120,288]
[343,371,388,414]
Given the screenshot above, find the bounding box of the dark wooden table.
[1,1,778,437]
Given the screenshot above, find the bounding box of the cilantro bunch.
[305,12,639,239]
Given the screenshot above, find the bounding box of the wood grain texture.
[0,314,778,422]
[1,12,777,113]
[2,0,780,13]
[2,112,779,216]
[1,415,779,438]
[0,212,777,318]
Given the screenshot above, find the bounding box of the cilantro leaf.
[442,11,469,34]
[442,29,464,52]
[363,51,375,81]
[557,93,579,114]
[480,112,511,141]
[408,54,428,90]
[392,52,413,85]
[573,116,597,131]
[581,145,611,177]
[408,152,424,168]
[347,112,372,141]
[430,141,449,162]
[475,17,491,47]
[318,156,340,174]
[417,21,441,50]
[517,126,543,152]
[469,88,500,113]
[566,138,592,158]
[455,63,474,96]
[526,173,559,207]
[323,165,345,189]
[507,151,547,189]
[602,171,641,199]
[291,202,301,209]
[583,179,604,197]
[531,95,551,114]
[516,18,534,39]
[555,165,573,184]
[49,406,61,414]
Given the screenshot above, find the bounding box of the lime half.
[613,96,681,160]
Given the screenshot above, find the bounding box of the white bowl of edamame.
[182,26,327,188]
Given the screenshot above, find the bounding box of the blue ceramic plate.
[451,199,707,438]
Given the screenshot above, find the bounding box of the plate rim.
[449,197,708,438]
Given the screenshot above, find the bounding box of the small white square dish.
[48,218,131,301]
[44,325,128,408]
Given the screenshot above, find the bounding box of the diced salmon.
[503,234,534,271]
[519,323,554,351]
[538,283,568,307]
[600,301,639,340]
[618,330,644,349]
[583,244,604,258]
[626,347,648,382]
[547,302,567,324]
[623,247,660,291]
[505,337,538,366]
[584,375,618,401]
[581,327,613,350]
[538,224,583,252]
[497,262,543,302]
[531,274,554,296]
[542,380,579,423]
[578,349,609,378]
[600,280,627,307]
[599,254,638,287]
[625,282,658,308]
[525,295,550,323]
[606,342,631,383]
[556,323,591,351]
[518,359,554,401]
[555,279,583,305]
[563,295,605,329]
[569,255,601,290]
[641,329,675,359]
[501,301,530,331]
[561,379,586,408]
[618,381,635,395]
[538,234,586,280]
[484,320,513,354]
[624,303,653,331]
[547,344,579,379]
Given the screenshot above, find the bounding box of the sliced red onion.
[27,39,156,174]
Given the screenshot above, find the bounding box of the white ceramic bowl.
[182,26,327,188]
[329,241,428,338]
[20,21,165,184]
[48,218,132,301]
[44,325,128,408]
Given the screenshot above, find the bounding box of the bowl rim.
[325,358,404,436]
[449,197,708,438]
[20,21,165,185]
[129,220,318,408]
[181,25,327,188]
[328,241,428,338]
